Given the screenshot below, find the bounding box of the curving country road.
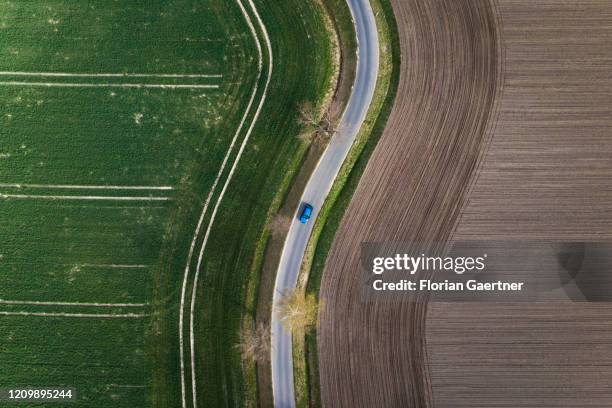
[270,0,379,406]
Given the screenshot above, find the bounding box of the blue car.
[299,203,313,224]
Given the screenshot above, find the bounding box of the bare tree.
[297,100,342,146]
[237,321,271,363]
[276,289,319,333]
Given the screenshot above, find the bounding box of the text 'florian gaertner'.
[370,254,525,292]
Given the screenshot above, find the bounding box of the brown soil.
[430,1,612,407]
[318,0,501,405]
[319,0,612,407]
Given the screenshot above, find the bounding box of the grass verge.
[188,1,339,406]
[293,0,401,406]
[247,0,356,405]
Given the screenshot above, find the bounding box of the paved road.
[271,0,380,406]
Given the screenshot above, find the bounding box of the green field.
[0,0,335,407]
[0,0,256,407]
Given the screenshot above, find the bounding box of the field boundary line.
[0,81,218,89]
[0,183,174,190]
[0,71,222,78]
[0,194,170,201]
[0,300,147,307]
[188,0,273,407]
[0,311,147,318]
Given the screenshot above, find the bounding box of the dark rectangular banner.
[360,241,612,302]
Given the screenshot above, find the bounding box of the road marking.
[0,81,219,89]
[0,71,222,78]
[0,183,174,190]
[0,311,147,318]
[0,194,170,201]
[0,299,147,307]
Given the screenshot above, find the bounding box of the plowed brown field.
[319,0,612,407]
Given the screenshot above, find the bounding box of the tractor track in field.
[178,0,273,407]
